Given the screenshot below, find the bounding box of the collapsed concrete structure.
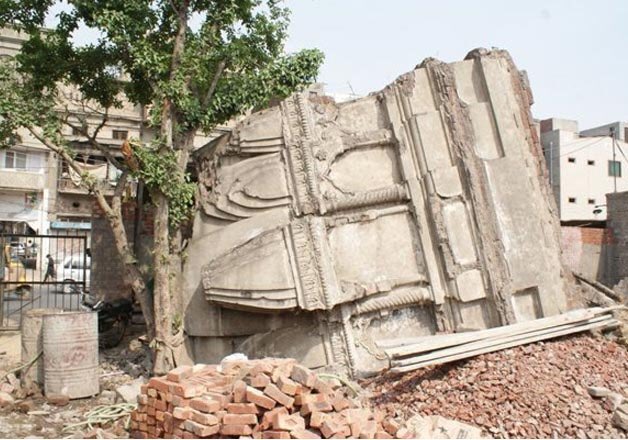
[181,49,573,377]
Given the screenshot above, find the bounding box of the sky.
[283,0,627,129]
[46,1,627,129]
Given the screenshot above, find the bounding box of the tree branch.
[27,126,115,217]
[202,60,226,108]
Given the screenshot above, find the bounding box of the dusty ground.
[364,333,628,439]
[1,329,627,438]
[0,326,150,439]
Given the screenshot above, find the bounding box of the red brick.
[251,361,274,376]
[246,386,276,410]
[149,377,175,394]
[139,422,148,431]
[147,406,156,416]
[204,390,231,407]
[147,388,158,398]
[313,378,334,395]
[375,431,393,439]
[131,430,148,439]
[331,395,350,412]
[226,403,259,414]
[294,393,327,406]
[223,413,258,425]
[290,365,316,388]
[262,431,291,439]
[220,424,253,436]
[170,382,203,398]
[251,373,271,389]
[300,400,333,416]
[272,413,306,431]
[190,397,221,413]
[261,407,289,430]
[191,410,219,426]
[183,419,220,437]
[234,380,248,403]
[276,376,299,396]
[182,431,195,439]
[358,421,377,439]
[290,428,322,439]
[264,383,295,408]
[172,407,193,420]
[171,395,190,407]
[310,412,326,429]
[349,422,361,438]
[382,418,400,436]
[155,410,165,422]
[137,394,148,405]
[320,420,344,439]
[173,428,184,438]
[167,366,193,383]
[154,399,167,412]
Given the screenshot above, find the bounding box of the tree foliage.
[0,0,322,372]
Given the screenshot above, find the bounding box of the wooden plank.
[391,318,618,373]
[383,307,609,357]
[391,314,612,366]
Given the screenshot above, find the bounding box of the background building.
[540,118,628,223]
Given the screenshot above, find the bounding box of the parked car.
[56,253,91,294]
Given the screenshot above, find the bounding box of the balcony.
[0,169,45,191]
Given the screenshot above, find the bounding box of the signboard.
[50,221,91,230]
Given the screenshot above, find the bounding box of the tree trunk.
[105,209,155,341]
[152,190,176,374]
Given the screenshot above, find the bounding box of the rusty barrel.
[43,311,99,398]
[21,308,62,385]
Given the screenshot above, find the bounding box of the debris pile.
[131,358,408,439]
[365,334,628,438]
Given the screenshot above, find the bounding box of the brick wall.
[607,191,628,285]
[90,200,154,300]
[561,226,615,285]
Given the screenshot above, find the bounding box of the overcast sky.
[284,0,627,129]
[48,1,627,129]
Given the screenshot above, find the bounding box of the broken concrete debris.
[365,334,628,438]
[183,48,575,376]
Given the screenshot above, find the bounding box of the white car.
[56,254,91,294]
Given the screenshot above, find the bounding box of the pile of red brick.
[130,358,408,439]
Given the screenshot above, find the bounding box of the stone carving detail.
[186,49,572,377]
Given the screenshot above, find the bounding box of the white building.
[540,118,628,222]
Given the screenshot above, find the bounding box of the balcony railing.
[0,169,45,191]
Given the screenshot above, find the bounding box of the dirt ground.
[0,325,150,439]
[1,328,627,438]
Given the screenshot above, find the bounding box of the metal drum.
[21,308,61,385]
[43,311,99,398]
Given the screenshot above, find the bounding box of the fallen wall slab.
[182,48,575,377]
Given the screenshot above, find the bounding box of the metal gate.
[0,233,89,330]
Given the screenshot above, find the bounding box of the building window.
[608,160,622,177]
[587,160,595,166]
[568,197,576,203]
[568,157,576,163]
[112,130,128,140]
[588,199,595,205]
[4,151,27,169]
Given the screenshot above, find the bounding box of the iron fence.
[0,232,88,329]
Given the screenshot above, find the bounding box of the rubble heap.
[130,358,409,439]
[365,334,628,438]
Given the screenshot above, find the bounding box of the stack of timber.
[379,307,621,373]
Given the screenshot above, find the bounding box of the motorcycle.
[80,291,133,348]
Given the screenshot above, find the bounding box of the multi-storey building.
[0,28,220,239]
[540,118,628,223]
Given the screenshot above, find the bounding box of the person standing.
[43,254,55,282]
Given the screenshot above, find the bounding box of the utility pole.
[611,127,617,193]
